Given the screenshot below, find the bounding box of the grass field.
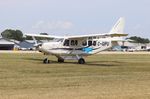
[0,53,150,99]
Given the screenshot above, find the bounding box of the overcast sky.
[0,0,150,38]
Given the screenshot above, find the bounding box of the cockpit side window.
[71,40,75,45]
[63,39,69,46]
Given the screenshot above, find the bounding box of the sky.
[0,0,150,38]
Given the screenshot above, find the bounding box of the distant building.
[0,37,49,50]
[0,38,15,50]
[18,40,44,50]
[113,40,150,51]
[19,40,35,50]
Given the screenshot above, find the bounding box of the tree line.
[1,29,24,41]
[1,29,49,41]
[0,29,150,43]
[128,36,150,44]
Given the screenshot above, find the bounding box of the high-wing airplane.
[26,17,128,64]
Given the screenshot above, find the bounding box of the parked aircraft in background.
[26,17,128,64]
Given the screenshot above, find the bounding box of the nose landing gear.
[43,58,50,64]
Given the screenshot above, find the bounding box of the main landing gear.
[78,58,85,64]
[58,58,64,63]
[43,58,64,64]
[43,57,85,64]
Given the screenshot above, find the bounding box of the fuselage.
[39,37,112,57]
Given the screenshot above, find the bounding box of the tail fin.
[109,17,125,34]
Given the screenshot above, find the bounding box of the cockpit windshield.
[52,38,64,42]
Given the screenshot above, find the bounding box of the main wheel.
[78,58,85,64]
[58,58,64,63]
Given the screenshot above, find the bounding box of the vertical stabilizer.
[109,17,125,33]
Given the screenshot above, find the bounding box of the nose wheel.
[43,58,50,64]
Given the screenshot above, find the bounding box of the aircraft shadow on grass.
[84,61,125,67]
[23,57,125,67]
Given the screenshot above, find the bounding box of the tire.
[48,60,50,63]
[58,58,64,63]
[78,58,85,64]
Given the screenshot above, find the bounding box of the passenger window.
[75,40,78,45]
[93,41,96,46]
[64,39,69,46]
[88,41,92,46]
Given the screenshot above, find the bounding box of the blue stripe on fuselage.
[82,48,93,53]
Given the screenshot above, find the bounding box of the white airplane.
[26,17,128,64]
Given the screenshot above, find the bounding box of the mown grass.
[0,53,150,99]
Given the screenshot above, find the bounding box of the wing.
[25,17,128,40]
[66,33,128,39]
[25,34,64,46]
[25,34,63,39]
[66,17,128,39]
